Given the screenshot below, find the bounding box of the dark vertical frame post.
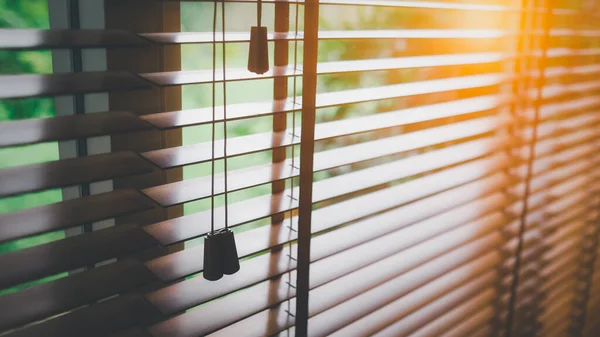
[65,0,96,273]
[295,0,318,335]
[67,0,93,238]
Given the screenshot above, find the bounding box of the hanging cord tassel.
[204,0,224,281]
[248,0,269,74]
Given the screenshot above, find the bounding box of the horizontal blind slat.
[0,71,152,100]
[380,289,497,337]
[0,224,160,291]
[0,151,155,198]
[7,158,592,334]
[0,189,154,244]
[0,28,150,50]
[148,232,507,337]
[0,259,159,332]
[5,294,163,337]
[0,111,153,148]
[1,129,593,291]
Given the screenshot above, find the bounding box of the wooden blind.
[1,0,600,337]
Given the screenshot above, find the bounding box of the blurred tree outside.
[0,0,64,293]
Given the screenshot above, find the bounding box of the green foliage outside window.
[0,0,64,294]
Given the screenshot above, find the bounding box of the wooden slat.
[149,148,596,281]
[110,329,154,337]
[0,151,156,198]
[140,98,299,130]
[5,157,590,336]
[149,178,510,281]
[0,259,159,332]
[389,290,496,337]
[318,0,507,11]
[0,171,509,334]
[142,159,299,207]
[142,31,299,44]
[305,215,508,337]
[0,189,155,244]
[312,73,504,108]
[317,29,507,40]
[148,187,512,314]
[146,176,600,335]
[142,132,594,249]
[0,27,587,51]
[6,206,509,337]
[142,120,508,207]
[0,124,592,302]
[140,129,294,169]
[308,184,598,337]
[328,270,499,337]
[148,232,506,337]
[0,97,596,334]
[0,29,151,50]
[215,262,498,337]
[144,150,509,245]
[0,111,154,148]
[0,71,153,100]
[317,52,506,74]
[315,185,596,336]
[157,0,576,15]
[7,294,163,337]
[143,109,598,207]
[0,224,159,291]
[135,78,597,132]
[139,65,300,87]
[4,62,576,147]
[140,115,501,170]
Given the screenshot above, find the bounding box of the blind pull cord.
[248,0,269,74]
[204,0,241,281]
[285,0,302,324]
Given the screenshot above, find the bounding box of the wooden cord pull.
[248,0,269,74]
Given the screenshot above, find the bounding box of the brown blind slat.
[0,189,155,243]
[0,71,153,99]
[141,31,299,44]
[0,172,510,335]
[0,224,159,291]
[139,66,300,86]
[0,259,158,332]
[0,111,154,148]
[140,98,298,130]
[142,133,509,207]
[8,294,163,337]
[322,268,500,337]
[0,151,155,198]
[0,127,590,331]
[0,29,150,50]
[149,232,506,337]
[144,153,509,245]
[140,116,502,170]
